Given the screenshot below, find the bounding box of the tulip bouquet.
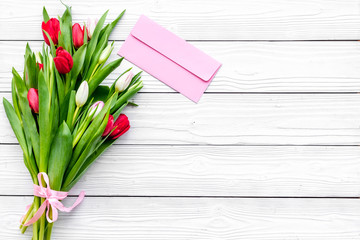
[3,4,143,240]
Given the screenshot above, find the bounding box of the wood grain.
[1,0,360,238]
[1,197,360,239]
[1,145,360,197]
[2,0,360,40]
[1,93,360,145]
[2,41,360,93]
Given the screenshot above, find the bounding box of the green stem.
[72,111,96,147]
[72,106,80,125]
[39,199,46,240]
[73,120,88,147]
[19,203,33,234]
[19,203,33,227]
[45,209,53,239]
[32,196,40,240]
[46,223,53,240]
[65,73,71,95]
[88,63,99,82]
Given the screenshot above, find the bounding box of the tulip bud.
[37,63,44,71]
[48,52,54,72]
[102,114,114,137]
[35,52,42,63]
[109,114,130,139]
[36,52,43,71]
[88,101,104,120]
[42,18,60,46]
[98,45,113,64]
[76,81,89,107]
[54,47,73,74]
[72,23,85,49]
[86,18,98,39]
[27,88,39,113]
[115,71,134,92]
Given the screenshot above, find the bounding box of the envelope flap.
[130,15,221,81]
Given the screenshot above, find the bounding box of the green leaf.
[12,69,40,166]
[66,90,76,129]
[112,102,128,120]
[67,95,114,172]
[43,7,50,22]
[3,98,28,159]
[91,85,110,102]
[61,137,116,192]
[110,10,126,31]
[83,23,88,45]
[85,10,125,82]
[50,78,60,140]
[25,43,32,56]
[59,91,70,125]
[127,101,139,107]
[43,30,56,56]
[85,33,109,80]
[88,58,123,95]
[70,44,87,90]
[63,112,109,189]
[38,71,52,172]
[83,10,108,76]
[55,70,65,117]
[24,53,38,89]
[48,122,73,191]
[58,6,73,54]
[74,98,94,129]
[111,80,143,113]
[97,10,125,43]
[11,77,21,121]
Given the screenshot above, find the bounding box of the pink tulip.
[54,47,73,74]
[27,88,39,113]
[88,101,104,120]
[72,23,85,48]
[42,18,60,46]
[109,114,130,139]
[102,114,114,137]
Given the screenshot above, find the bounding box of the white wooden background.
[1,0,360,239]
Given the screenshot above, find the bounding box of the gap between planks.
[0,195,359,199]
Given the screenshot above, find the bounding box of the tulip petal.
[111,125,130,139]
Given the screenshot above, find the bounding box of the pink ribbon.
[22,172,85,226]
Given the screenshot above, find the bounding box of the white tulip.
[88,101,104,120]
[76,81,89,107]
[86,18,98,39]
[98,45,114,64]
[115,71,134,92]
[35,52,42,63]
[48,53,54,72]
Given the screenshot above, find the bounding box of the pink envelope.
[118,15,222,103]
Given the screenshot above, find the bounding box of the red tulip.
[42,18,60,46]
[37,63,43,71]
[102,114,114,137]
[54,47,73,74]
[27,88,39,113]
[109,114,130,139]
[72,23,85,48]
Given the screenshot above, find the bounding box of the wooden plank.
[1,93,360,145]
[1,145,360,197]
[2,0,360,40]
[1,196,360,239]
[2,41,360,93]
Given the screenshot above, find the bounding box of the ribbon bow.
[22,172,85,226]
